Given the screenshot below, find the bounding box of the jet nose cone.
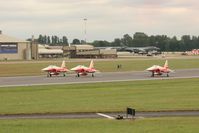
[42,68,48,71]
[146,67,153,71]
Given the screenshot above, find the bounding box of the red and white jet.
[42,60,69,77]
[146,60,174,77]
[70,60,97,77]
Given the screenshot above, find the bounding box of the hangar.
[0,31,31,60]
[63,44,117,58]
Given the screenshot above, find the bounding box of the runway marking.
[96,113,115,119]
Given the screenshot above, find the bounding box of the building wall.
[31,43,38,60]
[77,49,100,55]
[0,42,30,60]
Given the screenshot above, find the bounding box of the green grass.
[0,78,199,114]
[0,58,199,76]
[0,117,199,133]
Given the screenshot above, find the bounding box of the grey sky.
[0,0,199,42]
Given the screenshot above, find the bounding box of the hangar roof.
[0,34,28,43]
[73,44,94,50]
[38,49,63,54]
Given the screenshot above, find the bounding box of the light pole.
[83,18,87,44]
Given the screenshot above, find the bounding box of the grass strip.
[0,78,198,114]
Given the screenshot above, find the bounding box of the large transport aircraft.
[42,60,69,77]
[146,60,174,77]
[70,60,98,77]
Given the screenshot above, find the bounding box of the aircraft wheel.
[76,73,80,77]
[151,72,154,77]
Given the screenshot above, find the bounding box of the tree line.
[30,35,86,46]
[92,32,199,51]
[31,33,199,51]
[32,35,69,45]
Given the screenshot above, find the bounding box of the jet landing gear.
[76,73,80,77]
[47,73,52,77]
[151,72,154,77]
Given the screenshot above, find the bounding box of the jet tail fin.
[164,60,168,69]
[61,60,66,68]
[89,60,94,69]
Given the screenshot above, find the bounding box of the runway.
[0,111,199,119]
[0,69,199,87]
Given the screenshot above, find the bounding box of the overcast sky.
[0,0,199,42]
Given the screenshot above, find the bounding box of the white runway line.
[96,113,115,119]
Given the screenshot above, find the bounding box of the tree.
[151,35,169,51]
[72,39,81,44]
[47,36,51,44]
[43,35,47,44]
[169,36,180,51]
[62,36,68,45]
[92,40,110,47]
[121,34,133,47]
[38,34,43,44]
[51,36,55,44]
[132,32,149,47]
[54,36,59,45]
[180,35,191,51]
[192,36,199,49]
[59,39,63,44]
[81,40,86,44]
[112,38,122,47]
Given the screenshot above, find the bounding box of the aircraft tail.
[89,60,94,69]
[61,60,66,68]
[164,60,168,69]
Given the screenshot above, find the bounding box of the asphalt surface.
[0,111,199,120]
[0,69,199,87]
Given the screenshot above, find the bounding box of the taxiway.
[0,69,199,87]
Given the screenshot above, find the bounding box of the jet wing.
[57,67,69,72]
[70,65,88,72]
[146,65,162,72]
[42,65,60,71]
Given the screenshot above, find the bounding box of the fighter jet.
[42,60,69,77]
[70,60,97,77]
[146,60,174,77]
